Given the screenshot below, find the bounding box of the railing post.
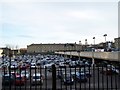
[52,64,56,90]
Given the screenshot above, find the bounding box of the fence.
[1,61,120,90]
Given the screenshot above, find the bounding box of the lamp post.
[85,39,87,45]
[77,41,81,61]
[93,37,95,45]
[92,37,95,66]
[79,41,81,45]
[69,44,72,59]
[103,34,107,51]
[85,39,87,51]
[64,44,66,64]
[103,34,107,42]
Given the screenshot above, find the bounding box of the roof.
[20,48,27,50]
[27,43,78,47]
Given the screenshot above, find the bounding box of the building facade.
[0,49,3,57]
[0,47,11,56]
[114,37,120,50]
[27,43,83,53]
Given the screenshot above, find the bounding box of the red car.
[15,75,26,85]
[19,65,27,70]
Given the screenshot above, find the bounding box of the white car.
[32,73,44,85]
[43,63,54,69]
[30,63,37,69]
[10,65,18,69]
[21,71,30,79]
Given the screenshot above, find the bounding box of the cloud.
[0,0,119,3]
[0,1,118,48]
[65,10,99,20]
[17,35,35,38]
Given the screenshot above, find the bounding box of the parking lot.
[0,54,120,90]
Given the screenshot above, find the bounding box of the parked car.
[73,72,87,83]
[10,65,18,70]
[100,64,119,75]
[30,63,37,69]
[15,75,26,85]
[63,74,74,85]
[11,71,19,78]
[69,62,76,67]
[19,64,27,70]
[32,73,44,85]
[2,74,15,85]
[80,68,92,77]
[57,70,64,79]
[21,70,30,80]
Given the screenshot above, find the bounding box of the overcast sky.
[0,0,119,49]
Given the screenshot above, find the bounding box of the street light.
[79,41,81,45]
[69,44,72,59]
[103,34,107,42]
[92,37,95,66]
[64,44,66,63]
[103,34,107,51]
[93,37,95,45]
[85,39,87,45]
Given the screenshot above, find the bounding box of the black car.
[74,72,87,83]
[80,68,92,77]
[2,74,15,85]
[63,74,74,85]
[57,70,64,79]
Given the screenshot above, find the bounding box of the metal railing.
[1,61,120,90]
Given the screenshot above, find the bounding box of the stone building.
[0,47,11,56]
[0,49,3,57]
[19,48,27,55]
[114,37,120,50]
[27,43,83,53]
